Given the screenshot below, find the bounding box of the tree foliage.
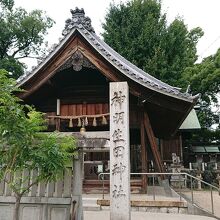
[0,0,54,78]
[0,69,76,220]
[183,48,220,104]
[102,0,220,130]
[102,0,203,87]
[183,49,220,127]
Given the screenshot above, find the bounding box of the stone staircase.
[83,197,101,211]
[83,179,142,194]
[82,186,188,214]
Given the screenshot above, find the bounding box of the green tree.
[103,0,220,129]
[0,0,54,79]
[102,0,203,88]
[183,49,220,127]
[0,69,77,220]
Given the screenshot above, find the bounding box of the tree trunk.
[13,195,21,220]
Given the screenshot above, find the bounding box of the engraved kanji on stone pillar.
[110,82,130,220]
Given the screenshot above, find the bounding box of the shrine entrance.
[84,151,110,180]
[81,131,143,193]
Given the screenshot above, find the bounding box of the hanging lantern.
[77,118,82,127]
[101,115,107,125]
[69,118,73,128]
[93,117,97,127]
[80,118,86,134]
[80,126,86,134]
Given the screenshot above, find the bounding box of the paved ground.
[83,188,220,219]
[181,190,220,218]
[84,211,217,220]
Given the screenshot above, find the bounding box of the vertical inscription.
[110,82,130,220]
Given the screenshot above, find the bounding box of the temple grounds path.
[84,211,217,220]
[181,190,220,218]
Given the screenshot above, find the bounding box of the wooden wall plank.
[63,169,72,198]
[61,105,69,116]
[76,104,83,116]
[90,104,95,115]
[46,182,55,197]
[68,105,73,115]
[95,104,102,114]
[21,169,30,196]
[73,104,77,116]
[54,172,63,198]
[29,170,38,197]
[82,103,87,115]
[5,173,12,196]
[38,181,46,197]
[103,103,109,113]
[12,171,22,196]
[0,180,4,196]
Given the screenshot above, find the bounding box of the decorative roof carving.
[57,51,96,72]
[62,7,95,36]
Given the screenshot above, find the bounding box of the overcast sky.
[15,0,220,66]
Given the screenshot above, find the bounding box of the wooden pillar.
[140,110,147,193]
[160,140,164,161]
[143,112,165,174]
[56,99,61,131]
[179,134,183,161]
[55,118,60,131]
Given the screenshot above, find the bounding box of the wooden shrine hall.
[17,8,199,192]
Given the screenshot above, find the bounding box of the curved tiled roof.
[17,7,199,103]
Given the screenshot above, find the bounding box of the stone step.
[97,199,187,208]
[83,204,101,211]
[83,197,101,211]
[82,196,188,213]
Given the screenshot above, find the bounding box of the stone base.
[96,199,188,214]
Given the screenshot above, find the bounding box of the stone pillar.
[110,82,131,220]
[202,163,205,171]
[189,162,192,170]
[216,174,220,188]
[197,174,202,190]
[72,151,84,220]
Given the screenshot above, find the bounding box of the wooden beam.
[140,109,147,193]
[19,37,78,99]
[143,112,165,174]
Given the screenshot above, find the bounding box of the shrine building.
[17,8,199,192]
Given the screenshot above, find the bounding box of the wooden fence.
[0,168,73,220]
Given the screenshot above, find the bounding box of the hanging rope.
[48,113,109,120]
[69,118,73,127]
[48,113,110,127]
[101,115,107,125]
[77,118,82,127]
[92,117,97,127]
